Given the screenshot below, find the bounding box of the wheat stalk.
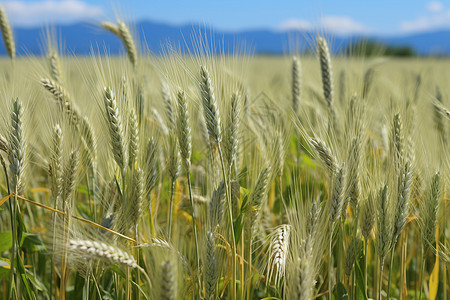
[100,22,120,36]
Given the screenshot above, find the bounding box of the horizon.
[2,0,450,37]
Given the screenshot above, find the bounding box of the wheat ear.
[329,164,345,228]
[118,21,137,67]
[161,81,176,131]
[338,69,346,104]
[50,124,63,208]
[433,87,447,144]
[125,167,144,233]
[48,50,63,83]
[100,22,120,35]
[317,36,337,130]
[144,138,159,199]
[245,166,271,219]
[61,150,78,205]
[292,56,302,113]
[0,6,15,59]
[176,90,192,171]
[204,231,218,299]
[392,161,412,244]
[343,137,361,219]
[160,260,177,300]
[104,87,126,171]
[390,113,404,170]
[362,67,374,99]
[267,224,291,286]
[375,185,391,261]
[200,66,222,143]
[9,98,25,193]
[68,239,137,268]
[224,92,241,172]
[128,108,139,168]
[344,235,361,279]
[420,172,442,248]
[360,193,376,243]
[208,181,226,229]
[311,137,338,176]
[41,78,80,124]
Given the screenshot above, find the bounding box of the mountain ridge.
[1,20,449,56]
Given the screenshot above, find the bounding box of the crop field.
[0,10,448,300]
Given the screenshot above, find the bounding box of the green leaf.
[109,264,127,279]
[25,269,47,292]
[233,211,245,245]
[0,258,10,279]
[20,233,45,253]
[233,193,249,244]
[131,279,148,300]
[355,251,368,300]
[77,184,89,195]
[16,254,37,300]
[334,282,348,300]
[0,231,12,252]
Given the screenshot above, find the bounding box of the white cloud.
[319,16,369,35]
[400,10,450,32]
[279,19,312,31]
[427,1,444,12]
[3,0,104,27]
[279,16,369,35]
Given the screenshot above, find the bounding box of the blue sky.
[2,0,450,35]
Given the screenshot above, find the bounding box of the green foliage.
[346,40,416,57]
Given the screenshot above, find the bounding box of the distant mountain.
[380,31,450,55]
[0,20,449,56]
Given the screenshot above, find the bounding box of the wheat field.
[0,11,448,300]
